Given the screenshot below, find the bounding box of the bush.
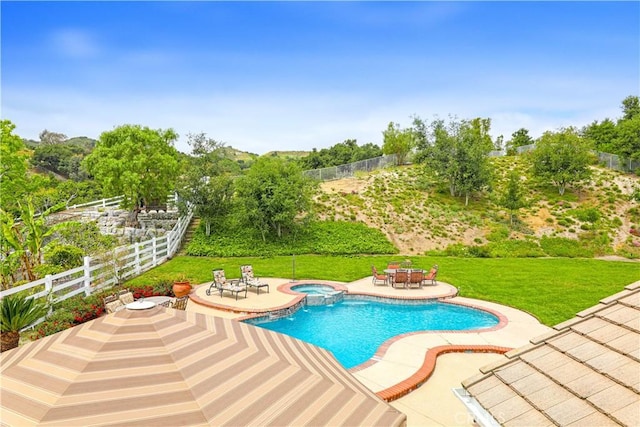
[186,220,397,257]
[485,240,545,258]
[540,236,593,258]
[45,244,84,269]
[573,207,601,223]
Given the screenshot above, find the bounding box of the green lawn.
[126,255,640,326]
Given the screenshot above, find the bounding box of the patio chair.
[387,262,400,270]
[392,269,409,289]
[117,289,134,305]
[240,265,270,294]
[158,299,172,308]
[371,265,388,286]
[103,294,124,314]
[423,265,439,286]
[407,269,424,289]
[171,296,189,310]
[207,269,247,300]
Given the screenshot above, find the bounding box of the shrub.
[44,244,84,269]
[540,236,593,258]
[485,240,545,258]
[573,207,601,223]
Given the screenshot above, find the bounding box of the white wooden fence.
[0,203,193,319]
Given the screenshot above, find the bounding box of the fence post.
[83,256,92,296]
[152,237,157,266]
[44,275,53,315]
[135,243,141,276]
[167,231,173,258]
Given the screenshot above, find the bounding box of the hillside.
[313,157,640,258]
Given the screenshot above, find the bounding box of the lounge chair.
[423,265,438,286]
[117,289,134,304]
[371,265,388,286]
[240,265,270,294]
[103,294,124,313]
[207,269,247,300]
[392,269,409,289]
[407,269,424,289]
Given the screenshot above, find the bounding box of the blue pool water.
[290,285,337,295]
[247,298,499,369]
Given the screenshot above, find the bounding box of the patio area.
[187,275,552,426]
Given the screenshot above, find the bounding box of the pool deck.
[187,277,552,426]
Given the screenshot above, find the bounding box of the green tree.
[83,124,180,225]
[530,128,592,195]
[382,122,414,166]
[0,120,30,213]
[621,95,640,121]
[0,201,68,286]
[177,133,237,236]
[613,115,640,162]
[582,118,617,153]
[236,157,316,242]
[506,128,534,156]
[0,294,48,352]
[416,116,494,204]
[499,171,526,225]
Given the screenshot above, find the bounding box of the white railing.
[0,204,194,325]
[66,195,124,210]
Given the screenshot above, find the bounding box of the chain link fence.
[303,154,397,181]
[303,146,637,182]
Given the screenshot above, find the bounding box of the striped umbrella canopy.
[1,307,406,426]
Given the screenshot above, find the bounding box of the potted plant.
[1,294,48,352]
[172,274,192,298]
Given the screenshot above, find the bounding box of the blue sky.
[2,1,638,155]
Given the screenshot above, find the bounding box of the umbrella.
[0,306,406,426]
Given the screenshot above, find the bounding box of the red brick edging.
[374,345,511,402]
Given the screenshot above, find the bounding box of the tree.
[382,122,414,166]
[39,129,67,145]
[0,294,48,352]
[621,95,640,121]
[177,133,237,236]
[613,115,640,162]
[582,118,617,153]
[499,171,526,225]
[0,200,68,286]
[83,124,180,225]
[530,128,592,195]
[0,120,30,214]
[236,157,316,242]
[506,128,534,155]
[415,116,494,204]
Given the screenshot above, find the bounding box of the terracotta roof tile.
[526,382,575,411]
[474,380,519,409]
[489,395,536,424]
[462,287,640,427]
[584,321,631,344]
[466,374,503,396]
[502,409,554,427]
[565,370,618,399]
[619,291,640,308]
[612,399,640,426]
[510,370,557,396]
[545,358,593,384]
[607,330,640,356]
[494,360,538,384]
[526,349,572,373]
[544,396,598,426]
[587,383,639,414]
[597,305,638,326]
[566,411,621,426]
[570,317,610,335]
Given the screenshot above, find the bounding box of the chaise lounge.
[207,269,247,300]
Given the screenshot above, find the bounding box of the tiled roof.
[462,281,640,426]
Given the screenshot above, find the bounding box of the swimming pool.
[246,297,499,369]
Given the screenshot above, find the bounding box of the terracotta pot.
[172,281,192,298]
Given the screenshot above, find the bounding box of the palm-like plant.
[0,294,48,352]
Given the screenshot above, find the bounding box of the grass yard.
[126,255,640,325]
